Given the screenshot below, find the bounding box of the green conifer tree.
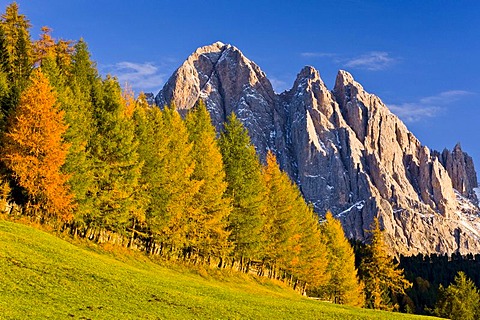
[219,113,267,266]
[88,76,144,237]
[0,2,33,117]
[185,101,232,260]
[434,271,480,320]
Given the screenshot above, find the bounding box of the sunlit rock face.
[156,42,480,256]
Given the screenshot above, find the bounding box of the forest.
[0,3,478,319]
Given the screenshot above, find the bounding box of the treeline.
[0,2,416,311]
[399,253,480,316]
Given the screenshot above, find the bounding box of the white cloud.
[418,90,472,104]
[344,51,395,71]
[104,61,166,93]
[389,103,443,123]
[301,50,397,71]
[300,52,337,58]
[269,77,289,93]
[388,90,474,123]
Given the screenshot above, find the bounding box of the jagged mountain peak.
[296,65,320,80]
[453,142,463,152]
[192,41,226,55]
[291,66,328,94]
[155,41,274,114]
[155,43,480,256]
[335,69,355,86]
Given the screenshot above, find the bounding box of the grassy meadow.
[0,219,439,319]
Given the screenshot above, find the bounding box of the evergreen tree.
[69,39,99,96]
[0,2,33,117]
[60,40,98,229]
[88,76,144,236]
[316,211,364,306]
[1,69,73,222]
[434,271,480,320]
[185,101,232,260]
[360,217,412,310]
[219,113,267,264]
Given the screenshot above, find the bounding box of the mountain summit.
[156,42,480,256]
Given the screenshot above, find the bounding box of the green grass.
[0,220,439,319]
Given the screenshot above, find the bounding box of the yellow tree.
[33,26,55,65]
[1,69,74,222]
[262,151,299,269]
[360,217,412,310]
[261,152,329,291]
[317,211,364,306]
[185,101,232,261]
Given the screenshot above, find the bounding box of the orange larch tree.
[1,68,74,222]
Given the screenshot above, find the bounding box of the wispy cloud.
[389,90,473,123]
[418,90,472,105]
[389,104,444,123]
[301,50,397,71]
[300,52,337,58]
[104,61,166,93]
[344,51,395,71]
[269,77,289,93]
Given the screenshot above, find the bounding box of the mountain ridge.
[155,42,480,256]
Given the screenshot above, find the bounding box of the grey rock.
[155,42,480,256]
[435,143,479,202]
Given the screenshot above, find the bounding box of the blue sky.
[7,0,480,177]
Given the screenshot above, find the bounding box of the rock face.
[435,144,479,202]
[155,42,480,256]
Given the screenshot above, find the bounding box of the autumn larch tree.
[34,31,98,233]
[136,104,200,256]
[360,217,412,310]
[1,68,74,222]
[316,211,364,306]
[262,151,300,271]
[185,101,232,262]
[292,205,329,293]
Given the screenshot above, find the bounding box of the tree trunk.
[128,219,136,248]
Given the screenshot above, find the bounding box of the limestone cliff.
[435,143,479,202]
[155,42,480,256]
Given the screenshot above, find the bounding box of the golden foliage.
[361,217,412,310]
[33,26,55,64]
[1,69,74,221]
[122,84,136,119]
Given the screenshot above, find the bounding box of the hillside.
[0,219,437,319]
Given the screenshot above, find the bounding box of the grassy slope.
[0,220,438,320]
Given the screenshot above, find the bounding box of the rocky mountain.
[435,143,479,199]
[155,42,480,256]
